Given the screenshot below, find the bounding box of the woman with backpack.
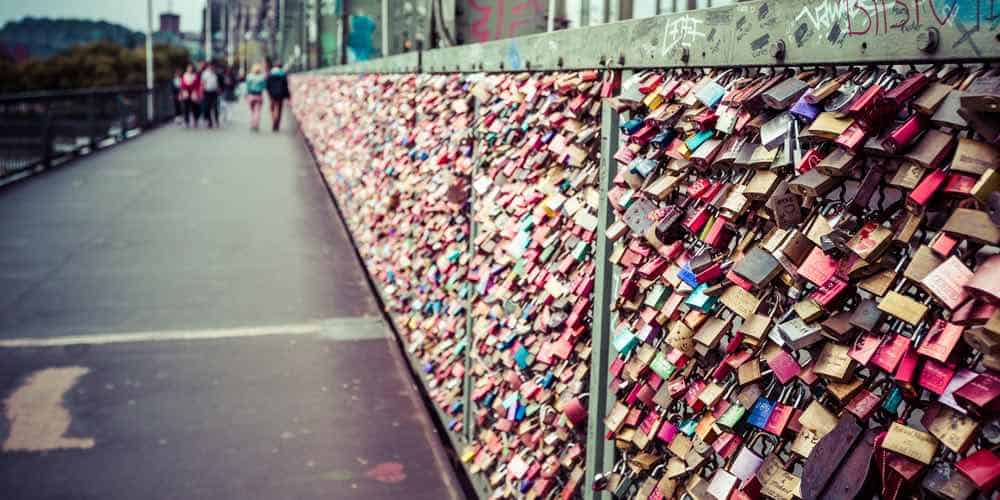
[265,62,291,132]
[244,63,267,131]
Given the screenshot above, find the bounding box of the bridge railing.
[0,85,174,184]
[295,2,1000,499]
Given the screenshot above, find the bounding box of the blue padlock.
[678,263,699,288]
[651,128,677,149]
[747,382,782,429]
[881,386,904,415]
[620,117,644,135]
[684,129,715,152]
[514,345,532,369]
[684,283,719,312]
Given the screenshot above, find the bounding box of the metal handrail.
[302,0,1000,76]
[0,85,152,104]
[0,85,175,184]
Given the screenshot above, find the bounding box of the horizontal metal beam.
[422,0,1000,72]
[312,51,420,74]
[307,0,1000,75]
[0,86,153,103]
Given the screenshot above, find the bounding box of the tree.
[0,41,191,93]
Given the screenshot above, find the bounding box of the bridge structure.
[1,1,1000,499]
[0,96,464,500]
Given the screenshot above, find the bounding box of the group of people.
[171,61,291,132]
[173,62,233,128]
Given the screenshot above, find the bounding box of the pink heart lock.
[563,393,589,426]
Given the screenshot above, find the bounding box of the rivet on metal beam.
[771,39,786,60]
[918,27,940,53]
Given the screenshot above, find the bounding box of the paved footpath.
[0,105,464,500]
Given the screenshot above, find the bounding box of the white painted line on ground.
[0,323,323,348]
[0,316,390,348]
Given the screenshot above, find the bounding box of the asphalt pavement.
[0,104,464,500]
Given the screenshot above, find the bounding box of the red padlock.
[906,167,948,209]
[562,393,589,426]
[881,114,926,154]
[957,449,1000,491]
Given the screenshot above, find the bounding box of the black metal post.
[41,102,52,168]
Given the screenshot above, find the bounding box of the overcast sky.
[0,0,206,33]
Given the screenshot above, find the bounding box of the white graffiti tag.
[660,15,708,55]
[794,0,852,33]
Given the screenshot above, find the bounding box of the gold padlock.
[877,291,929,325]
[882,421,938,464]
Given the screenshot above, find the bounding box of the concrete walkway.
[0,105,463,500]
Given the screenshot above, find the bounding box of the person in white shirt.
[200,62,220,128]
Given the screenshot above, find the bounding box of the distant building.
[159,13,180,35]
[152,11,204,61]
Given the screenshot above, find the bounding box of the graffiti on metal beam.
[347,14,379,61]
[660,15,708,55]
[794,0,998,38]
[466,0,547,43]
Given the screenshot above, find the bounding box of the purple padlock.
[790,90,821,122]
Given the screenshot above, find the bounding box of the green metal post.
[463,97,480,442]
[583,74,621,500]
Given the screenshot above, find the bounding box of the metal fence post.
[87,93,97,149]
[584,74,621,500]
[41,102,53,168]
[463,96,481,442]
[117,94,127,141]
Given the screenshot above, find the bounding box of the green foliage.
[0,17,146,59]
[0,41,190,93]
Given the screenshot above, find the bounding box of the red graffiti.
[842,0,987,37]
[468,0,547,43]
[365,462,407,483]
[846,0,873,35]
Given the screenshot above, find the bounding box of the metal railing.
[0,85,175,183]
[293,2,1000,498]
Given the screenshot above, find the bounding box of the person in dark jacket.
[265,62,291,132]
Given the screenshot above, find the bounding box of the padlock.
[562,392,588,427]
[881,113,927,154]
[728,431,779,482]
[763,382,804,436]
[953,370,1000,417]
[747,379,781,430]
[922,451,978,500]
[928,406,979,453]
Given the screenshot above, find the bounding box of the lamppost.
[204,0,212,62]
[146,0,154,122]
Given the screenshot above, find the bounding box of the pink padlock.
[563,393,589,426]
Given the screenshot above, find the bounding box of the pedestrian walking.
[265,62,291,132]
[221,67,237,124]
[179,64,202,128]
[170,69,183,122]
[245,63,267,132]
[201,62,220,128]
